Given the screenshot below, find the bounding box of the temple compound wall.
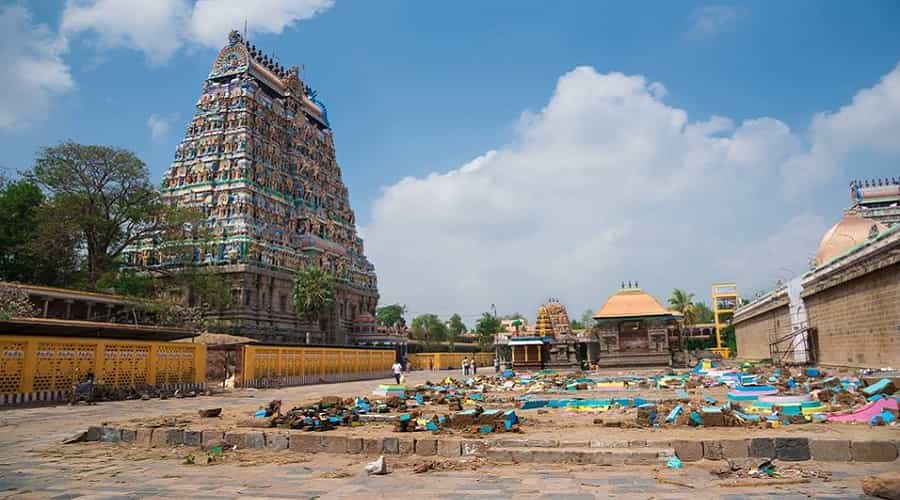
[734,222,900,368]
[123,31,377,344]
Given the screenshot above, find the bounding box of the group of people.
[461,357,477,376]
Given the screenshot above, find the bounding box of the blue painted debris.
[862,378,894,397]
[666,405,683,424]
[805,368,821,378]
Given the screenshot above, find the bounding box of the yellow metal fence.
[408,352,494,371]
[0,336,206,405]
[240,345,395,388]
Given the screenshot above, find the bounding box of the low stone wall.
[83,426,899,463]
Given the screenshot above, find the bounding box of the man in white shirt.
[392,361,402,384]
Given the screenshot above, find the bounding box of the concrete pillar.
[42,299,49,318]
[64,300,74,320]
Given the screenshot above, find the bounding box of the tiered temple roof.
[124,31,376,293]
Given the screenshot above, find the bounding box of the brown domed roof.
[592,288,673,319]
[814,214,885,267]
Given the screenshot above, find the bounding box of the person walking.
[392,360,403,384]
[462,357,469,376]
[494,357,500,373]
[472,359,477,376]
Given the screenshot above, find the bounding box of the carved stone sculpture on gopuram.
[123,31,378,344]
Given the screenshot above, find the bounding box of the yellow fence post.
[94,342,106,385]
[147,343,158,386]
[195,344,206,385]
[20,338,37,394]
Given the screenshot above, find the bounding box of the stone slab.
[134,429,153,447]
[414,438,437,456]
[265,433,289,451]
[670,440,703,462]
[100,427,121,443]
[201,430,224,448]
[321,435,347,454]
[289,433,320,452]
[398,438,414,455]
[224,432,247,449]
[345,437,364,454]
[851,441,898,462]
[166,429,185,446]
[438,440,461,457]
[244,432,265,449]
[382,437,399,454]
[119,429,136,443]
[810,440,851,462]
[749,438,775,458]
[150,428,170,448]
[775,437,810,461]
[363,438,383,455]
[85,426,102,442]
[183,431,202,447]
[462,440,489,456]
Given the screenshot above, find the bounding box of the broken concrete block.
[852,441,899,462]
[810,439,851,461]
[119,429,136,443]
[775,437,810,461]
[862,472,900,500]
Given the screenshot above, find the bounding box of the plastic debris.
[666,456,683,469]
[366,455,388,475]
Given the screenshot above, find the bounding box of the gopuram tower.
[125,31,378,344]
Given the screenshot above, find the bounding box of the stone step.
[492,438,667,449]
[484,446,674,465]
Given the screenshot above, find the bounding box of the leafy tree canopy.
[668,288,696,326]
[410,313,448,342]
[376,303,407,327]
[692,301,715,324]
[475,312,503,347]
[292,266,335,324]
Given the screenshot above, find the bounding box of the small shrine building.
[591,283,679,367]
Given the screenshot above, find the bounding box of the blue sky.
[2,1,900,321]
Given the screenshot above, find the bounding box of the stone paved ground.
[0,371,893,499]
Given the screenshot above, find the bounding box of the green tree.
[0,179,78,285]
[376,303,407,327]
[692,301,714,324]
[475,312,502,347]
[291,267,335,331]
[668,288,696,326]
[410,314,448,342]
[447,313,467,351]
[29,142,181,282]
[570,319,585,330]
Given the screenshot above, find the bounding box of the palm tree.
[668,288,696,326]
[292,266,336,334]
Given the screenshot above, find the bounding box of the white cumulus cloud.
[0,5,74,131]
[61,0,334,64]
[363,64,900,321]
